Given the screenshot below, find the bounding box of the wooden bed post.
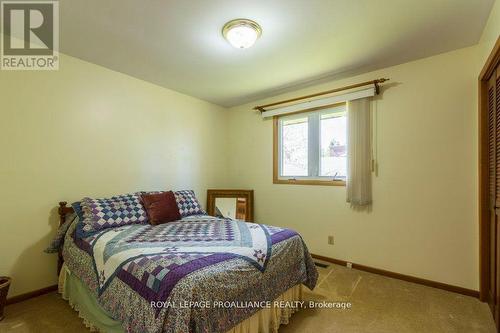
[58,201,68,226]
[57,201,74,276]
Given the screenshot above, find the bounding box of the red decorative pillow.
[140,191,181,225]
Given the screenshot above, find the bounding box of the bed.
[56,200,318,333]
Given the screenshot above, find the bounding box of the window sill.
[273,178,346,186]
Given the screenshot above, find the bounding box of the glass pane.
[320,113,347,178]
[281,117,308,176]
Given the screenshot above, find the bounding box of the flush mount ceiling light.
[222,19,262,49]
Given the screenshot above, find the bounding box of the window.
[273,103,346,186]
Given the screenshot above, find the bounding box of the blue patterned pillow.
[73,201,87,239]
[79,194,148,237]
[174,190,206,217]
[72,201,85,221]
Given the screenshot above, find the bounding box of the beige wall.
[479,0,500,64]
[227,45,481,290]
[0,54,229,297]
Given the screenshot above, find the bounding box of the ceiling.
[60,0,494,107]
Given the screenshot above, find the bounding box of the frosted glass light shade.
[223,19,262,49]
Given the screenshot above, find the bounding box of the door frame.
[479,37,500,302]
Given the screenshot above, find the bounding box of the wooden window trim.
[272,105,347,186]
[479,36,500,303]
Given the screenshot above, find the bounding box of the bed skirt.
[58,264,303,333]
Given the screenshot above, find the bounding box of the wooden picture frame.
[206,189,254,222]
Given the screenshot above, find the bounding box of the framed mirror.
[207,189,254,222]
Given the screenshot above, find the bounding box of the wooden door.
[480,37,500,330]
[496,68,500,328]
[487,66,500,328]
[487,70,497,319]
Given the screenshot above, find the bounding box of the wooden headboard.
[58,201,74,227]
[56,201,74,275]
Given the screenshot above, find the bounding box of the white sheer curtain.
[346,98,372,206]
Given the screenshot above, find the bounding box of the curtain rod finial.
[375,78,390,94]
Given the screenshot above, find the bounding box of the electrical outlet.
[346,262,352,269]
[328,235,334,245]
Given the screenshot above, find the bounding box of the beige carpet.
[0,262,495,333]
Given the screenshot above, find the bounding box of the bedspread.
[63,215,318,333]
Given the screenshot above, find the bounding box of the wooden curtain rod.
[254,78,390,112]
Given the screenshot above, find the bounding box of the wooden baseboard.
[3,255,479,305]
[311,254,479,298]
[6,284,58,305]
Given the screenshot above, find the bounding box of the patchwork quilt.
[64,215,318,333]
[91,216,295,304]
